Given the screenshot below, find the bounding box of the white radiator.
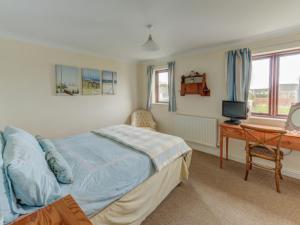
[175,114,218,147]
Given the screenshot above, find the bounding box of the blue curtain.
[146,65,154,110]
[168,61,177,112]
[227,48,252,102]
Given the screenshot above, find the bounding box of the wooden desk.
[11,195,92,225]
[219,123,300,168]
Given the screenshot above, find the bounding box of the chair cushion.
[3,127,61,207]
[36,136,74,184]
[250,145,283,160]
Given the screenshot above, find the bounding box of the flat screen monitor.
[222,101,247,124]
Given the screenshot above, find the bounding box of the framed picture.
[56,65,81,96]
[102,70,117,95]
[82,68,101,95]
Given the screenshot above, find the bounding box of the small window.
[249,49,300,118]
[155,69,169,103]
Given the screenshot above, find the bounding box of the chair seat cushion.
[250,145,283,160]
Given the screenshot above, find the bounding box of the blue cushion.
[36,136,74,184]
[0,132,17,224]
[3,127,61,207]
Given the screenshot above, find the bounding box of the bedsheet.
[52,132,155,217]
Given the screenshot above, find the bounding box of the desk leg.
[220,131,223,169]
[226,137,229,160]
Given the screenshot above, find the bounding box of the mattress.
[52,132,155,217]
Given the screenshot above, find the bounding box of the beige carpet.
[142,150,300,225]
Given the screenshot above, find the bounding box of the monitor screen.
[222,101,247,119]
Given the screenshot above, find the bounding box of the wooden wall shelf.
[180,71,210,96]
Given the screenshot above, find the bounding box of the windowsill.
[247,115,287,128]
[248,115,286,122]
[152,102,168,106]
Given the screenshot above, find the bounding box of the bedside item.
[36,136,74,184]
[131,109,157,130]
[241,124,286,193]
[222,100,247,125]
[10,195,92,225]
[180,71,210,96]
[285,102,300,133]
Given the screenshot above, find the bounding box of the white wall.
[138,32,300,179]
[0,38,138,138]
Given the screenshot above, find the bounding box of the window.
[155,69,169,103]
[249,49,300,117]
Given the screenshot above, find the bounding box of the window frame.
[155,69,169,104]
[251,48,300,118]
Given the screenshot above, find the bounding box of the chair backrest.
[131,109,155,128]
[240,124,287,154]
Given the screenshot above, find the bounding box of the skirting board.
[187,141,300,180]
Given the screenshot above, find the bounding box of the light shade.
[142,34,159,51]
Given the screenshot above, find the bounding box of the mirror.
[291,110,300,128]
[286,103,300,132]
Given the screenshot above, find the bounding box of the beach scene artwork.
[82,68,101,95]
[102,70,117,95]
[56,65,81,96]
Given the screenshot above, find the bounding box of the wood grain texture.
[11,195,92,225]
[219,123,300,169]
[220,123,300,150]
[241,124,285,192]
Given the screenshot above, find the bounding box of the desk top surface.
[220,122,300,138]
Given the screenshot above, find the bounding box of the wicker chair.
[131,109,157,131]
[241,124,287,193]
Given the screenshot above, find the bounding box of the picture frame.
[102,70,117,95]
[56,65,81,96]
[82,68,102,95]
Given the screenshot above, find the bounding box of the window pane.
[249,58,270,114]
[158,72,169,102]
[278,54,300,115]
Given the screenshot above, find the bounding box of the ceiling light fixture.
[142,24,159,51]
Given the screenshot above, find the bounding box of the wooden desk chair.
[240,124,287,193]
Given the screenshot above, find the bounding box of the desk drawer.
[281,135,300,150]
[222,127,244,140]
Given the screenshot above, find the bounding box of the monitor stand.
[224,119,241,125]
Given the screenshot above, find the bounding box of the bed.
[2,125,192,225]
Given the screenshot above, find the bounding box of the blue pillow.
[36,136,74,184]
[0,132,18,224]
[3,127,61,207]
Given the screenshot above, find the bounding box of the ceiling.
[1,0,300,61]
